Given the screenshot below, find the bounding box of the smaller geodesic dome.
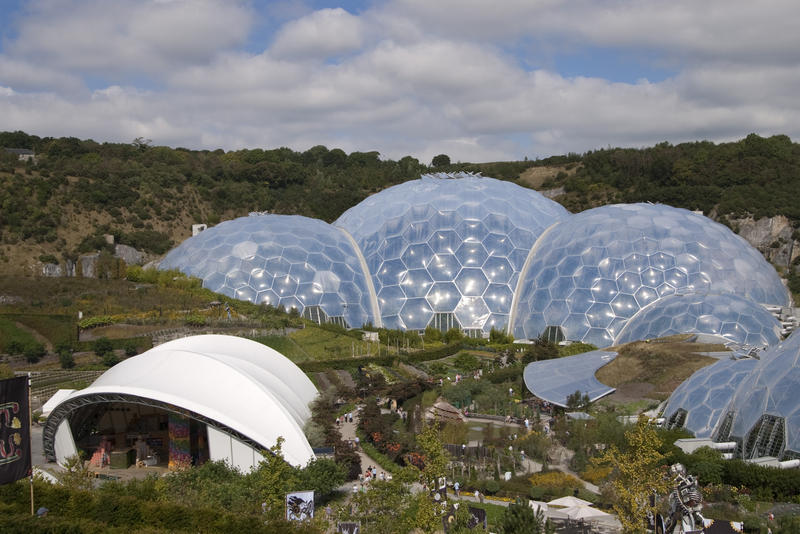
[614,293,782,348]
[160,214,378,329]
[510,203,789,347]
[43,335,319,469]
[663,358,759,439]
[722,330,800,459]
[334,173,570,333]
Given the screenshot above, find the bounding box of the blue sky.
[0,0,798,163]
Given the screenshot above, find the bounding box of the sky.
[1,0,799,163]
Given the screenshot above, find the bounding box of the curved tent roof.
[46,335,318,467]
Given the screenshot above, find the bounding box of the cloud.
[1,1,800,163]
[8,0,252,78]
[385,0,800,65]
[270,8,364,60]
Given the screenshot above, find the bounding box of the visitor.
[454,481,460,497]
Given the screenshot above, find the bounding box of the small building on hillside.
[3,148,36,162]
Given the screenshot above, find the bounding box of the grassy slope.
[597,337,722,401]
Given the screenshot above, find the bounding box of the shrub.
[123,341,139,357]
[24,342,46,363]
[92,337,114,357]
[59,350,75,369]
[184,313,206,327]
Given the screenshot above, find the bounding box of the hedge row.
[297,342,463,373]
[0,481,308,533]
[75,336,153,353]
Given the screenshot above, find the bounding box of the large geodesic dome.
[615,293,782,348]
[662,358,759,439]
[160,173,789,350]
[334,173,570,332]
[160,214,377,329]
[721,330,800,459]
[510,203,789,347]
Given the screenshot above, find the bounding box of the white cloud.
[270,8,364,60]
[9,0,252,77]
[0,57,83,93]
[1,1,800,162]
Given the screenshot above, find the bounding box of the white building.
[43,335,318,471]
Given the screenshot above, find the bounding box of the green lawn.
[252,334,310,362]
[0,317,38,351]
[288,326,363,360]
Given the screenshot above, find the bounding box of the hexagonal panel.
[455,268,489,297]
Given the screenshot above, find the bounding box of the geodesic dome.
[334,173,570,332]
[663,358,758,439]
[723,330,800,459]
[510,203,789,347]
[615,293,782,348]
[160,214,377,329]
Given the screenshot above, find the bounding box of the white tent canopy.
[45,335,318,467]
[560,505,612,520]
[547,496,593,507]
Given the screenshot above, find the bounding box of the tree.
[431,154,451,167]
[565,390,591,411]
[93,336,114,357]
[248,437,301,520]
[58,346,75,369]
[444,328,463,344]
[55,454,95,492]
[416,422,450,483]
[498,498,552,534]
[592,419,672,534]
[489,327,513,344]
[131,137,152,151]
[24,342,46,363]
[336,473,418,534]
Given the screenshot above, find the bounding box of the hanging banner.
[286,490,314,521]
[168,413,191,470]
[0,376,30,485]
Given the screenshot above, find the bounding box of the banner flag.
[286,490,314,521]
[0,376,30,485]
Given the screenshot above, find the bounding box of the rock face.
[115,244,144,265]
[41,263,62,277]
[78,253,100,278]
[733,215,797,268]
[38,246,146,278]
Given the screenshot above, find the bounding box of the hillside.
[1,131,799,296]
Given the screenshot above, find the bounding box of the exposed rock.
[731,215,797,267]
[541,187,566,199]
[115,244,144,265]
[41,263,62,277]
[78,253,99,278]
